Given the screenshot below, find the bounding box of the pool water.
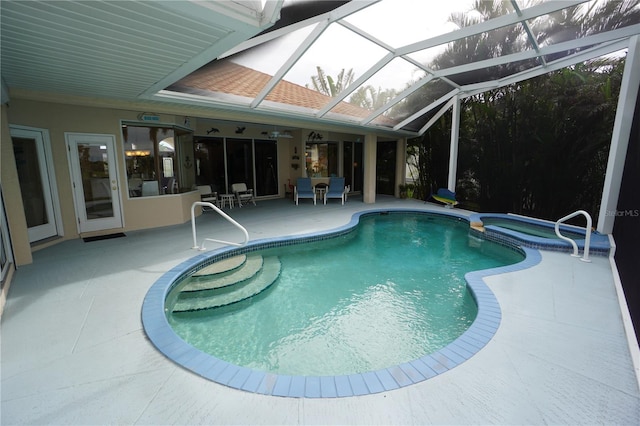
[168,214,523,376]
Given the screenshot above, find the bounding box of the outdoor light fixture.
[125,150,151,157]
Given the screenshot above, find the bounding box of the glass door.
[254,139,278,196]
[66,133,123,233]
[10,126,60,243]
[376,140,397,195]
[226,139,254,194]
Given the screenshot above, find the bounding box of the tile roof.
[168,61,395,126]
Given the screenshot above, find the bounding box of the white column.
[395,138,407,197]
[363,133,377,204]
[597,35,640,234]
[447,95,461,191]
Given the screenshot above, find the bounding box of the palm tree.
[307,66,355,97]
[349,85,398,112]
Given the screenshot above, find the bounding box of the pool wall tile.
[375,369,400,391]
[241,370,265,393]
[447,341,475,359]
[209,360,232,381]
[228,367,252,390]
[289,376,306,397]
[421,355,449,374]
[362,372,385,394]
[272,375,292,397]
[438,347,466,365]
[216,364,241,385]
[348,374,369,396]
[450,338,481,359]
[142,208,554,398]
[458,333,486,350]
[398,362,425,383]
[256,373,278,395]
[387,366,413,387]
[320,376,338,398]
[305,377,321,398]
[410,358,437,379]
[335,375,353,397]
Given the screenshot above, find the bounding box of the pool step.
[192,254,247,277]
[172,255,281,312]
[184,255,263,292]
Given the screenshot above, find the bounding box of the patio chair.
[294,177,316,205]
[431,188,458,208]
[324,177,346,205]
[197,185,220,209]
[231,183,256,207]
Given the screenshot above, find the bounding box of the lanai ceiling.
[2,0,639,136]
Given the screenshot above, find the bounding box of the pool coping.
[141,208,542,398]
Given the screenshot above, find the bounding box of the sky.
[228,0,615,99]
[231,0,478,91]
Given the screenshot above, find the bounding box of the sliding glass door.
[254,139,278,196]
[194,137,278,196]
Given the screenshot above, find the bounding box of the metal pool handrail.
[190,202,249,250]
[555,210,592,262]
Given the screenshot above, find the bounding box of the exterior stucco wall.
[3,97,382,265]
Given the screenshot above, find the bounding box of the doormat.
[83,233,126,243]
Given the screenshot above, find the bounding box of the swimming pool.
[167,214,523,376]
[142,209,540,398]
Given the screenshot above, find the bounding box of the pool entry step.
[172,254,281,312]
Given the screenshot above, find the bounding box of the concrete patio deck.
[2,196,638,425]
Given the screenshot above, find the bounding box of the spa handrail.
[191,202,249,250]
[555,210,591,263]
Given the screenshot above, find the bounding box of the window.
[305,142,338,177]
[123,123,193,197]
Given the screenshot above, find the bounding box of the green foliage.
[308,66,355,97]
[407,113,452,201]
[415,58,624,221]
[405,0,637,221]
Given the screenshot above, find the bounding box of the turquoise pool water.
[167,213,523,376]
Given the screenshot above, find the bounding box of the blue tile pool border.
[141,208,542,398]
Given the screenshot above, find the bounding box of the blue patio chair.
[295,177,316,205]
[324,177,346,205]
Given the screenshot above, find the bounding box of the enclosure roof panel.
[2,0,639,136]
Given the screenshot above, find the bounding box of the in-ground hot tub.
[469,213,610,256]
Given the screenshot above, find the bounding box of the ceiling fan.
[268,127,293,139]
